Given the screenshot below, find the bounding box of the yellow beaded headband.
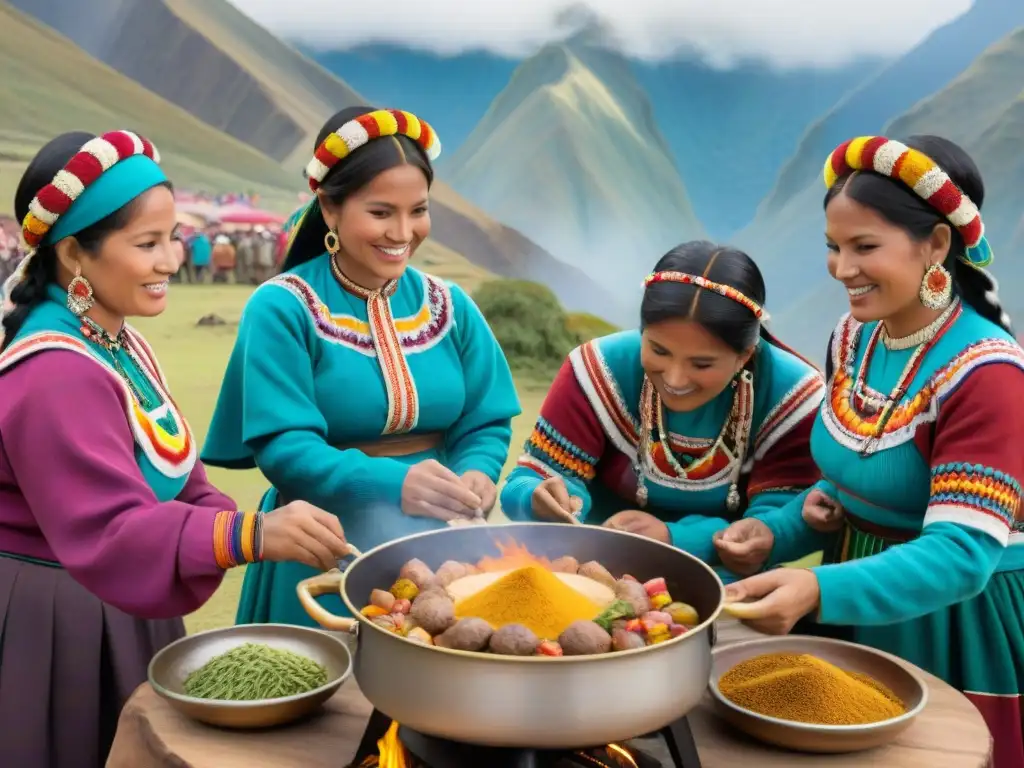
[823,136,992,268]
[305,109,441,192]
[643,271,767,321]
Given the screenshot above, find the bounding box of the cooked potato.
[559,620,613,656]
[614,579,651,616]
[578,561,616,589]
[434,618,494,651]
[434,560,469,587]
[410,593,456,635]
[399,558,436,589]
[550,556,580,574]
[488,623,540,656]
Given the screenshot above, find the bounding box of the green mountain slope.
[0,1,303,211]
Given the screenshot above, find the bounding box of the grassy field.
[130,284,550,632]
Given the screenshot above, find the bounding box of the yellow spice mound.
[454,565,601,640]
[719,653,907,726]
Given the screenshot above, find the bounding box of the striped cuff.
[213,510,264,569]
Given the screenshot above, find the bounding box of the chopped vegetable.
[650,593,673,611]
[537,640,564,657]
[390,578,419,601]
[392,598,412,614]
[643,577,667,597]
[665,601,699,626]
[647,624,671,644]
[593,599,636,632]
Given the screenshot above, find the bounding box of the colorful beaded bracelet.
[213,510,264,570]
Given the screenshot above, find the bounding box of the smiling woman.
[202,106,521,628]
[724,135,1024,768]
[499,241,828,584]
[0,130,351,768]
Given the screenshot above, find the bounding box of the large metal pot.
[296,522,724,749]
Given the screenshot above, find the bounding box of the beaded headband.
[21,130,161,249]
[823,136,992,268]
[3,131,164,324]
[643,271,767,321]
[305,109,442,192]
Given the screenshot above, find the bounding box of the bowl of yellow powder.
[708,636,927,753]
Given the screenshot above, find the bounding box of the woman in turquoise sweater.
[724,135,1024,768]
[499,241,826,583]
[203,107,521,627]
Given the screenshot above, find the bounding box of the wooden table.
[106,620,993,768]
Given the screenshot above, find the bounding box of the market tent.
[215,205,285,225]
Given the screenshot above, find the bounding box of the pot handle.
[295,569,357,633]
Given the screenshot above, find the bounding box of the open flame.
[364,721,640,768]
[375,721,409,768]
[475,538,554,572]
[606,743,640,767]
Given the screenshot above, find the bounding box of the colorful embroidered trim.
[823,313,1024,452]
[213,510,264,569]
[752,372,824,460]
[267,273,452,357]
[330,258,417,434]
[523,417,598,482]
[306,109,441,192]
[569,341,641,458]
[930,462,1021,529]
[0,331,196,479]
[823,136,992,268]
[643,271,766,320]
[22,130,160,249]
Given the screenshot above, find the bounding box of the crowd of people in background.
[174,224,288,285]
[1,195,291,292]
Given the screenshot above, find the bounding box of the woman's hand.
[461,470,496,515]
[401,459,482,522]
[603,510,671,544]
[803,489,845,533]
[261,500,351,572]
[531,476,583,522]
[714,518,774,576]
[723,568,821,635]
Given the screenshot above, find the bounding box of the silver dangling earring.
[67,264,94,316]
[919,263,952,310]
[324,229,340,256]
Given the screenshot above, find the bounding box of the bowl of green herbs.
[148,623,352,729]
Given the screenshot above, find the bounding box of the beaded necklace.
[79,316,159,411]
[879,299,960,351]
[329,253,398,301]
[847,300,961,456]
[636,368,755,512]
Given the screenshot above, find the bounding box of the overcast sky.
[227,0,973,69]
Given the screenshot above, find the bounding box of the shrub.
[473,279,578,375]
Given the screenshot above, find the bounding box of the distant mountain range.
[313,1,1024,356]
[0,0,621,323]
[3,0,1024,355]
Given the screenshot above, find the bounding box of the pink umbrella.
[216,204,285,225]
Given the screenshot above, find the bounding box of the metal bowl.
[148,623,352,729]
[708,635,928,753]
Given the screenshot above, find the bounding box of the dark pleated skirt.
[0,555,185,768]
